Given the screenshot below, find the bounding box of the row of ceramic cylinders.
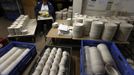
[7,15,29,35]
[72,16,133,41]
[56,6,73,20]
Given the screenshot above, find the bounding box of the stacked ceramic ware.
[56,11,63,20]
[32,47,69,75]
[0,47,30,75]
[65,18,72,26]
[102,22,117,41]
[71,14,134,41]
[7,15,29,35]
[73,23,84,38]
[83,18,93,36]
[89,21,104,39]
[115,23,133,41]
[56,6,73,20]
[84,44,120,75]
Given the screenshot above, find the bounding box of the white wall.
[73,0,83,14]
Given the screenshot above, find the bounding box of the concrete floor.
[0,17,12,37]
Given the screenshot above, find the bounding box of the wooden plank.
[73,36,129,44]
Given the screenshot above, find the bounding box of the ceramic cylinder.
[69,6,73,10]
[21,29,28,35]
[23,15,30,24]
[0,49,23,72]
[115,23,133,41]
[52,22,58,28]
[75,17,83,23]
[102,23,117,41]
[73,13,79,18]
[62,12,67,20]
[14,25,22,35]
[16,15,24,21]
[7,26,15,35]
[84,46,93,75]
[1,49,30,75]
[73,23,84,38]
[89,47,105,75]
[0,47,17,64]
[62,8,68,12]
[56,11,62,20]
[19,15,24,19]
[105,64,120,75]
[65,18,72,26]
[67,10,73,18]
[97,44,116,67]
[12,21,19,25]
[83,18,93,36]
[89,21,104,39]
[21,17,29,26]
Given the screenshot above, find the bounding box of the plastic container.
[80,40,134,75]
[0,41,37,75]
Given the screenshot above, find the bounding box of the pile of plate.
[115,23,133,41]
[89,21,104,39]
[73,23,84,38]
[102,23,117,41]
[83,18,93,36]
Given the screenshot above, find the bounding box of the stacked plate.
[56,11,63,20]
[56,7,73,20]
[73,23,84,38]
[7,15,29,35]
[89,21,104,39]
[83,18,93,36]
[115,23,133,41]
[102,23,117,41]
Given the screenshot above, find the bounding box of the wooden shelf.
[47,28,129,44]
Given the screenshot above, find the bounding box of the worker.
[35,0,55,20]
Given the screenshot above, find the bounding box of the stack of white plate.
[89,47,105,75]
[102,23,117,41]
[62,12,67,20]
[83,18,93,36]
[67,10,73,18]
[115,23,133,41]
[65,18,72,26]
[73,23,84,38]
[56,11,63,20]
[89,21,104,39]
